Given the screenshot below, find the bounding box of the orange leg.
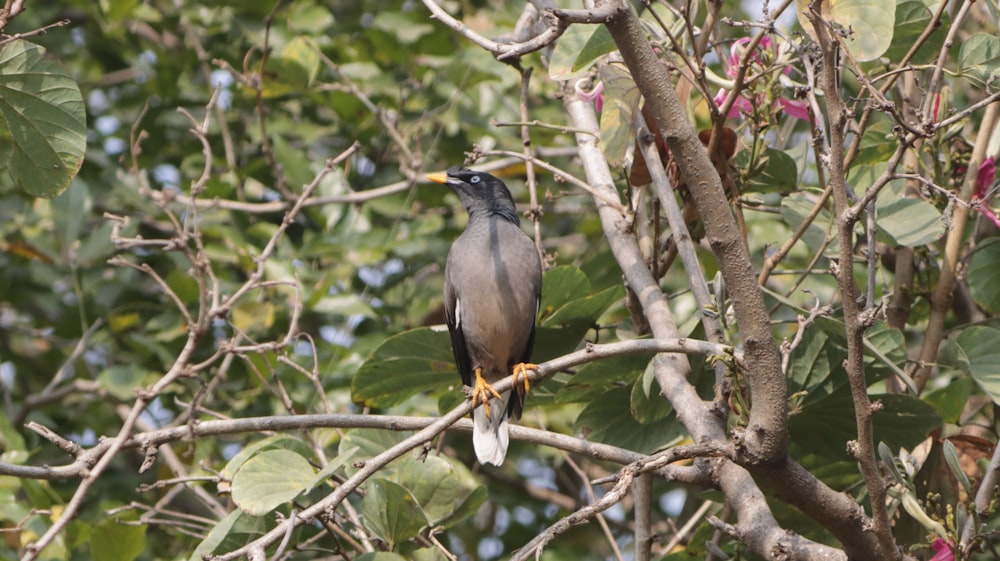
[469,367,502,416]
[511,362,538,399]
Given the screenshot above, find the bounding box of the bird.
[426,166,543,466]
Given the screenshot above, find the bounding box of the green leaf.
[0,40,87,198]
[968,238,1000,314]
[942,439,972,497]
[187,511,245,561]
[351,326,454,408]
[361,478,428,549]
[883,1,947,64]
[598,64,640,168]
[853,117,896,167]
[99,0,138,21]
[875,183,945,247]
[556,353,649,404]
[356,553,408,561]
[796,0,895,61]
[287,1,335,33]
[549,25,614,80]
[97,365,152,400]
[543,285,623,327]
[575,27,616,73]
[951,326,1000,404]
[0,397,26,456]
[957,33,1000,86]
[630,362,672,424]
[779,189,836,254]
[790,392,941,459]
[787,327,846,408]
[540,266,590,318]
[392,455,484,528]
[338,429,409,475]
[922,375,973,424]
[51,178,91,250]
[574,386,684,454]
[260,36,321,97]
[735,148,798,194]
[221,435,314,481]
[91,518,146,561]
[231,449,316,515]
[372,12,434,44]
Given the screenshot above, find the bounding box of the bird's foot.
[511,362,538,399]
[468,368,502,417]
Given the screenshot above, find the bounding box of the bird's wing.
[443,273,474,388]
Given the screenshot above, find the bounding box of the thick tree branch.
[598,0,787,463]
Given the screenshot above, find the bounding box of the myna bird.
[427,167,543,466]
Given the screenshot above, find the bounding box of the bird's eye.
[470,175,481,184]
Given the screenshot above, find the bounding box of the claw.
[511,362,537,399]
[470,368,502,416]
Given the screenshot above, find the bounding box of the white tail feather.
[472,390,511,466]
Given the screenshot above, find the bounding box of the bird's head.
[427,166,520,225]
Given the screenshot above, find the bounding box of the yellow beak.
[425,172,449,184]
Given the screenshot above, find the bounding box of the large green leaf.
[540,265,591,321]
[351,326,454,409]
[923,375,973,425]
[391,455,485,528]
[875,183,945,247]
[779,189,837,255]
[337,429,483,530]
[735,148,799,194]
[630,362,673,424]
[951,326,1000,404]
[260,36,322,97]
[598,63,641,168]
[790,392,941,459]
[543,284,623,327]
[540,264,622,327]
[91,517,146,561]
[549,25,615,80]
[883,1,947,64]
[221,434,315,482]
[574,386,685,454]
[0,40,86,198]
[968,238,1000,314]
[957,33,1000,87]
[361,478,428,549]
[556,353,650,404]
[187,511,245,561]
[231,449,316,515]
[795,0,895,61]
[338,429,409,475]
[787,327,847,408]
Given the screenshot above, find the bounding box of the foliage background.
[0,0,998,560]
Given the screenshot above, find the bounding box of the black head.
[427,166,520,224]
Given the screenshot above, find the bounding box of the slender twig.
[0,18,69,46]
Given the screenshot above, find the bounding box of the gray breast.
[446,217,541,381]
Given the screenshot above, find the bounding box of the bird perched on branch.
[427,167,543,466]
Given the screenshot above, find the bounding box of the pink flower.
[973,158,1000,229]
[929,538,954,561]
[715,36,808,121]
[575,79,604,113]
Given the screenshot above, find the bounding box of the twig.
[0,18,69,46]
[511,443,728,561]
[483,149,629,213]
